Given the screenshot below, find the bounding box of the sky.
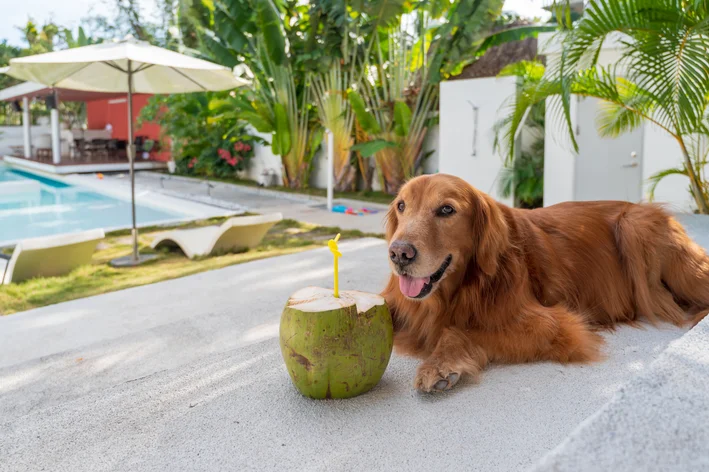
[0,0,551,47]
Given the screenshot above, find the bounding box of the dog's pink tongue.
[399,275,430,298]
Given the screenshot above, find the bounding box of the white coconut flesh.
[287,286,384,313]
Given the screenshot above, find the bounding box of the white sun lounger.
[150,213,283,259]
[0,229,105,285]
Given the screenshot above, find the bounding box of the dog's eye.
[437,205,455,216]
[397,201,405,212]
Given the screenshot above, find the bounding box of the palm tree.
[60,27,102,49]
[500,0,709,213]
[18,20,59,54]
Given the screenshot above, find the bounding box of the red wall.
[86,95,170,162]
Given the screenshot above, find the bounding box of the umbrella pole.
[110,59,157,268]
[128,61,139,262]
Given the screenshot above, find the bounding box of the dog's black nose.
[389,241,417,266]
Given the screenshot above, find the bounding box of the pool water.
[0,164,184,245]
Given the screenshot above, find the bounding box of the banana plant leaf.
[255,0,286,66]
[348,91,381,134]
[273,102,291,155]
[351,139,398,157]
[394,101,412,137]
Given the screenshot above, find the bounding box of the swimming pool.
[0,164,187,245]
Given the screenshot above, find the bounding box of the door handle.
[623,151,639,168]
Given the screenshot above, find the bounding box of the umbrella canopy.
[5,37,249,93]
[4,37,249,266]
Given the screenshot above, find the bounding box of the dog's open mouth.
[398,255,452,299]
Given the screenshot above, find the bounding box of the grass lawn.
[164,172,395,205]
[0,218,382,316]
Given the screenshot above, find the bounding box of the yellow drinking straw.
[328,233,342,298]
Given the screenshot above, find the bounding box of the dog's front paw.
[414,361,461,393]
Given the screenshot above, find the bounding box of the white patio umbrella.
[5,36,249,267]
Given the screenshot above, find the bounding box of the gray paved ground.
[0,238,386,419]
[93,172,389,234]
[533,316,709,472]
[1,208,707,471]
[1,326,684,472]
[0,239,688,472]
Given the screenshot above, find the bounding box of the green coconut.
[279,286,393,399]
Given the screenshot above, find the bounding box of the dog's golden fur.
[382,174,709,392]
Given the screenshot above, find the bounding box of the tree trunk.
[679,140,709,214]
[334,165,357,192]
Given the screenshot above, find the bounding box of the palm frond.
[559,0,709,137]
[647,166,688,201]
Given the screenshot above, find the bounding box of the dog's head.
[385,174,509,300]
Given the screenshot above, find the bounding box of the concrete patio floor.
[90,172,389,234]
[0,237,694,472]
[533,317,709,472]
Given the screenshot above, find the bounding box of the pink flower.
[244,144,251,152]
[188,157,197,168]
[228,157,238,167]
[234,142,244,152]
[218,148,231,160]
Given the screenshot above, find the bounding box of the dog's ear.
[385,202,398,242]
[473,193,509,277]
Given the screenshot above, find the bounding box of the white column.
[326,130,334,211]
[50,107,61,164]
[22,97,31,158]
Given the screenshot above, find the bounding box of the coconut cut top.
[287,286,385,313]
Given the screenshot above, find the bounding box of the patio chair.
[0,229,105,285]
[88,139,110,160]
[151,213,283,259]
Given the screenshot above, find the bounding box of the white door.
[574,97,643,202]
[439,76,517,205]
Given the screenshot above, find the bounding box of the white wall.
[0,125,52,156]
[439,76,516,205]
[543,100,699,210]
[422,125,439,175]
[642,124,698,212]
[543,98,579,206]
[539,32,698,210]
[241,128,283,184]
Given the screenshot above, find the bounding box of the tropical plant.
[0,41,22,125]
[190,0,551,192]
[0,41,21,86]
[647,138,709,205]
[499,131,544,208]
[257,53,322,188]
[347,0,535,193]
[494,60,545,208]
[139,91,259,178]
[312,64,357,190]
[17,20,59,54]
[349,30,438,193]
[60,27,102,48]
[499,0,709,213]
[196,0,325,188]
[310,0,412,191]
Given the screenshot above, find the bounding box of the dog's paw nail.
[433,379,449,391]
[448,373,460,386]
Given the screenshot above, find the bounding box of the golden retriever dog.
[382,174,709,392]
